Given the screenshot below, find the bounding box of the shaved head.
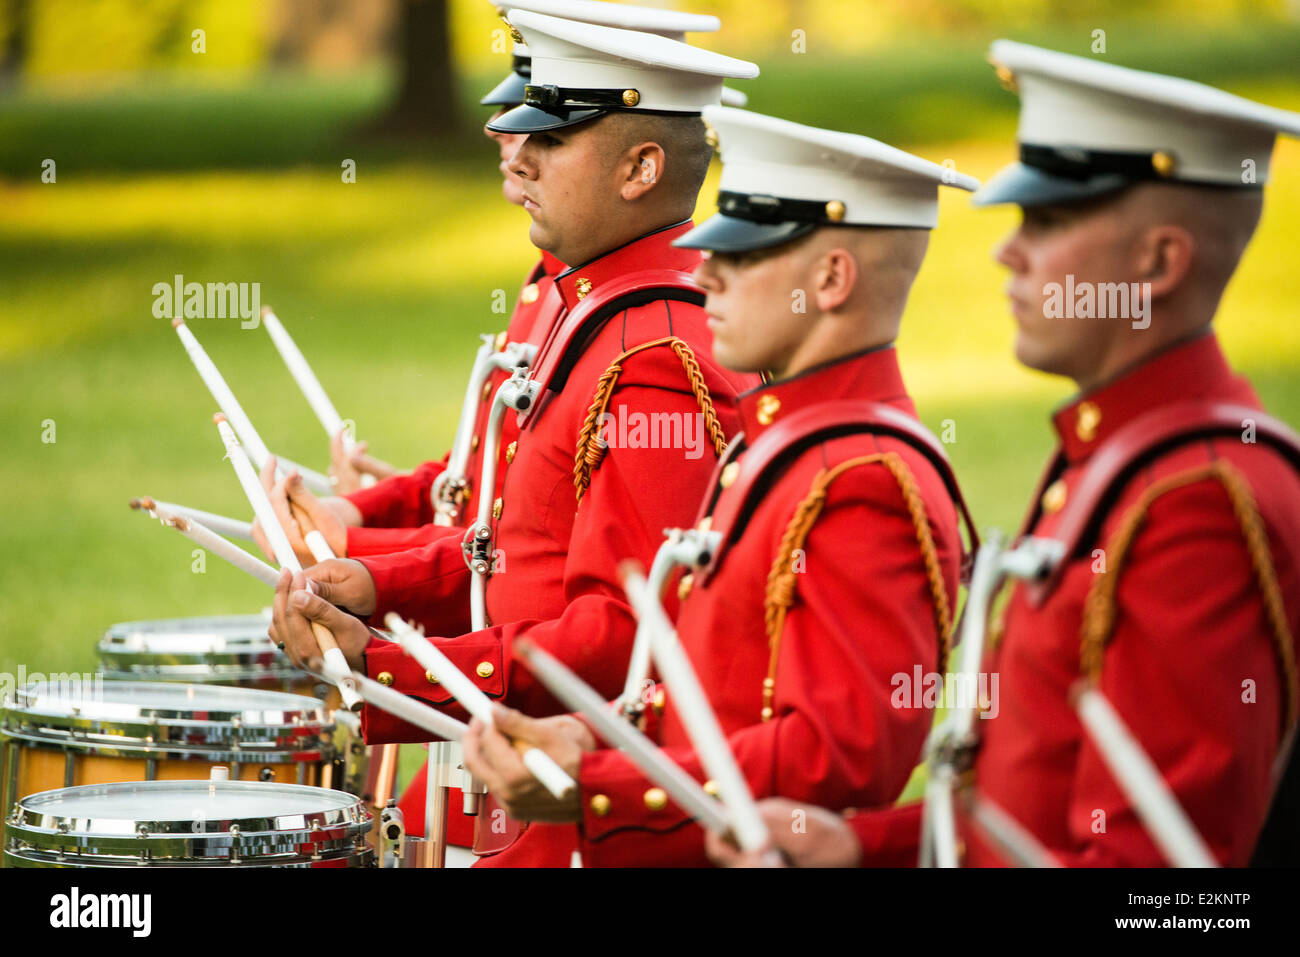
[601,112,713,220]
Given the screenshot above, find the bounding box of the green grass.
[2,22,1300,800]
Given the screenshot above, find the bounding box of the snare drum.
[98,614,320,696]
[4,779,375,867]
[0,681,332,823]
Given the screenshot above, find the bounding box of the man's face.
[693,241,813,376]
[508,118,626,265]
[484,110,528,206]
[993,197,1135,382]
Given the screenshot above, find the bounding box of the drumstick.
[513,638,729,834]
[623,562,770,854]
[136,498,280,587]
[261,307,375,489]
[382,613,576,800]
[351,672,469,742]
[1073,684,1217,867]
[215,414,363,713]
[130,496,253,541]
[173,318,333,495]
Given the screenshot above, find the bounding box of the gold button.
[574,277,593,300]
[1075,401,1101,443]
[520,282,539,305]
[643,787,668,811]
[677,573,694,601]
[756,394,781,426]
[492,497,503,520]
[494,330,508,351]
[824,200,846,222]
[505,441,517,464]
[719,461,740,489]
[377,671,394,687]
[470,434,480,453]
[424,671,439,685]
[703,780,719,798]
[1151,150,1177,178]
[621,89,640,107]
[476,661,495,679]
[760,706,774,721]
[652,688,666,714]
[481,380,492,402]
[1041,478,1068,515]
[589,793,611,817]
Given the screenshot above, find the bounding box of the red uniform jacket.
[359,223,757,752]
[344,252,564,848]
[344,252,565,555]
[490,346,965,867]
[852,334,1300,866]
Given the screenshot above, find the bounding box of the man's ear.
[620,142,666,201]
[813,248,858,312]
[1137,224,1195,301]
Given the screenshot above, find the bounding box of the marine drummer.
[270,12,760,866]
[455,106,981,866]
[711,41,1300,868]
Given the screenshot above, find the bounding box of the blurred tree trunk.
[375,0,460,137]
[0,0,28,85]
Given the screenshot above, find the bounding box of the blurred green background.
[2,1,1299,795]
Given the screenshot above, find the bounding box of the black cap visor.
[673,213,818,254]
[972,162,1132,208]
[480,71,528,108]
[485,102,610,134]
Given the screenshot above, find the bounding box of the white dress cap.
[487,9,758,133]
[676,106,979,252]
[975,39,1300,206]
[483,1,749,108]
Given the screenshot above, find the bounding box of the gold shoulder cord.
[573,336,727,504]
[1079,460,1299,731]
[761,451,954,721]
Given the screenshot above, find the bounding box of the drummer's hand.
[303,558,377,617]
[462,705,594,823]
[251,455,307,565]
[270,568,369,672]
[329,427,401,494]
[704,798,861,868]
[281,472,348,556]
[321,496,364,527]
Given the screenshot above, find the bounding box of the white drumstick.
[130,496,253,541]
[1074,685,1217,868]
[215,414,363,712]
[514,639,729,834]
[261,308,375,489]
[383,613,576,800]
[351,672,469,742]
[624,564,770,853]
[173,318,333,494]
[139,498,280,587]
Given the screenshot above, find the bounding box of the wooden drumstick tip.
[128,497,143,510]
[617,559,645,584]
[171,317,184,328]
[261,304,272,318]
[214,412,227,425]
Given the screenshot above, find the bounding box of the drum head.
[14,680,324,723]
[98,613,303,687]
